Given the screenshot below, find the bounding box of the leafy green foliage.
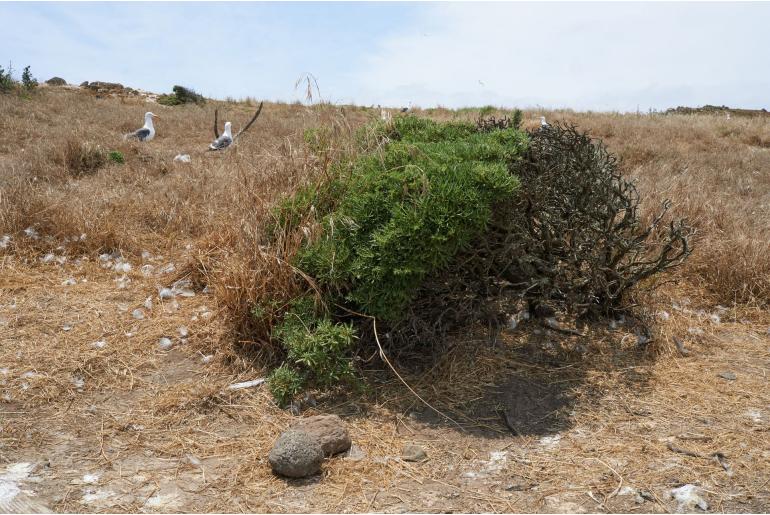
[267,297,358,406]
[108,151,125,164]
[257,114,691,404]
[268,365,305,407]
[296,116,527,321]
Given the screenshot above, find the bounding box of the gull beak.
[152,114,161,119]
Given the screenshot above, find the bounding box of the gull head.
[224,121,232,135]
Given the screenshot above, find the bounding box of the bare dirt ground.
[2,254,769,513]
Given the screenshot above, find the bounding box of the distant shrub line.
[0,63,38,94]
[158,85,206,106]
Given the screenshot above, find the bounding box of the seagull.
[208,102,264,152]
[208,121,233,151]
[540,116,549,128]
[124,112,159,142]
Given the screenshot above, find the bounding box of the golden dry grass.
[1,87,769,513]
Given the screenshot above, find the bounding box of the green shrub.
[261,115,691,404]
[158,85,205,106]
[262,116,528,404]
[0,64,16,93]
[294,117,526,321]
[267,296,358,406]
[21,66,37,91]
[108,151,125,164]
[157,94,181,106]
[174,85,205,104]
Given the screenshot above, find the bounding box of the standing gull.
[208,102,264,151]
[124,112,159,142]
[540,116,549,128]
[209,122,232,151]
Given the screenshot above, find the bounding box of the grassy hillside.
[1,88,769,310]
[1,86,769,513]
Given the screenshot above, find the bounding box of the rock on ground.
[292,415,352,457]
[401,444,427,462]
[268,431,324,478]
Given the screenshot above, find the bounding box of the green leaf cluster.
[297,116,527,321]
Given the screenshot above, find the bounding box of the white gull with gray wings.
[208,102,264,151]
[124,112,159,142]
[209,122,232,150]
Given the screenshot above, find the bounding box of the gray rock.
[45,77,66,86]
[401,444,427,462]
[292,415,351,456]
[268,431,323,478]
[719,371,737,381]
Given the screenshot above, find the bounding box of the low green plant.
[108,151,125,164]
[157,94,181,106]
[267,297,358,406]
[268,365,305,407]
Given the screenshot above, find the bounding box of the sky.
[2,1,769,112]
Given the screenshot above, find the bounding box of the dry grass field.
[1,86,769,513]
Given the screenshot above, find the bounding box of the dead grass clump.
[61,138,107,177]
[693,238,770,307]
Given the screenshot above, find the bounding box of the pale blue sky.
[2,2,769,111]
